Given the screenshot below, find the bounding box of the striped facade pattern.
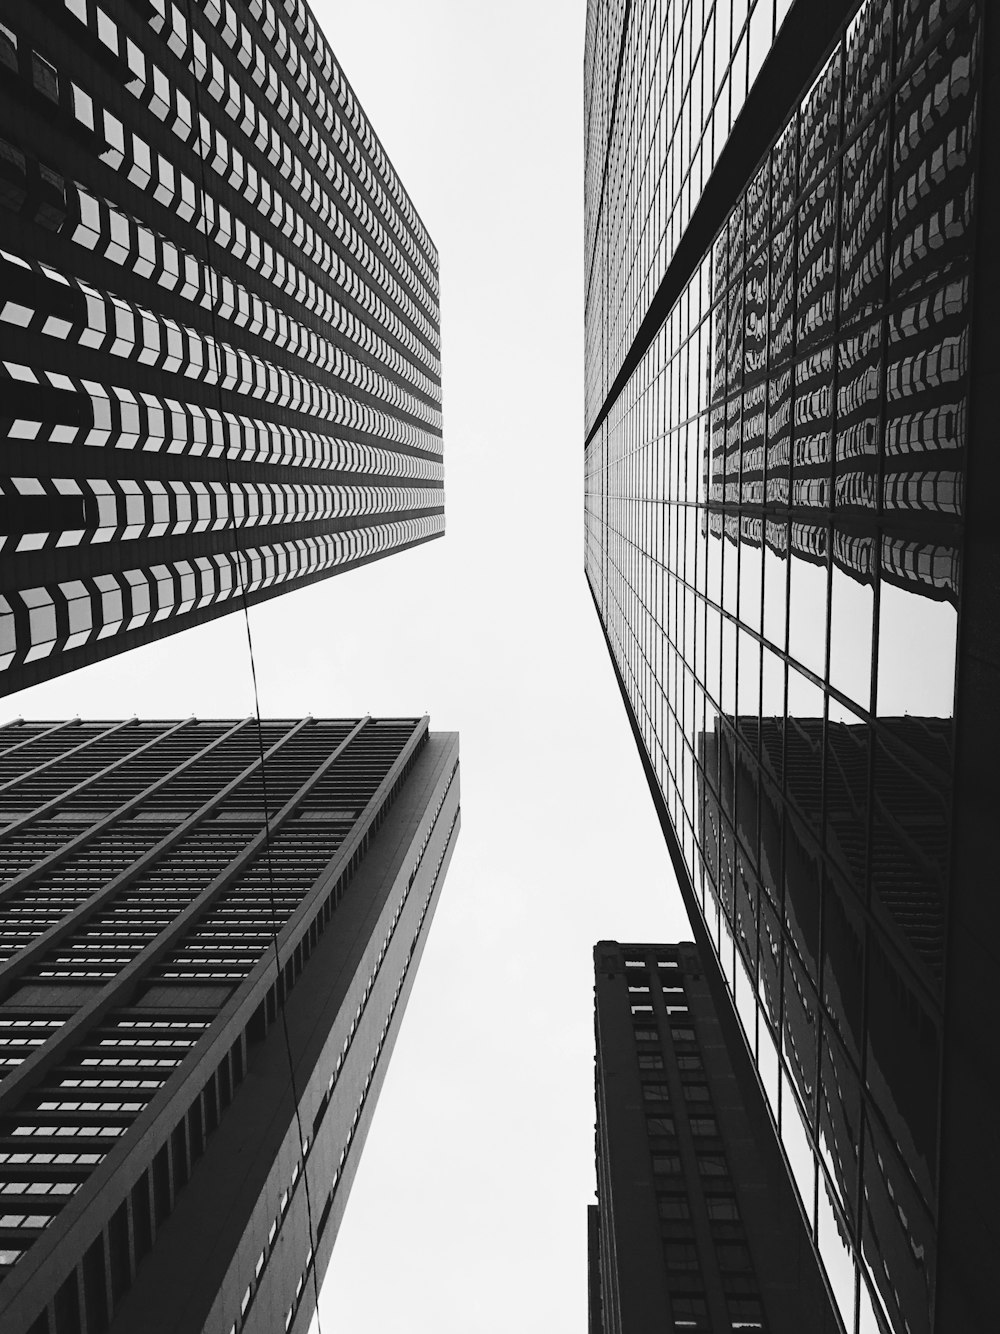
[0,0,442,693]
[0,714,460,1334]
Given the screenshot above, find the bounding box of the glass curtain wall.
[584,3,981,1332]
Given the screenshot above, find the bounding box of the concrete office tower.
[0,715,460,1333]
[590,940,837,1334]
[584,2,997,1331]
[0,0,442,696]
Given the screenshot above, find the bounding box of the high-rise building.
[0,0,442,696]
[0,714,460,1334]
[591,939,837,1334]
[584,2,996,1332]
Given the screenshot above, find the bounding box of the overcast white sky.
[3,2,693,1328]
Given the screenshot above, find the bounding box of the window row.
[0,515,444,672]
[1,474,441,551]
[65,0,438,344]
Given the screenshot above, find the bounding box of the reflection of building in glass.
[0,715,460,1334]
[701,715,947,1334]
[701,0,972,610]
[591,940,838,1334]
[584,1,993,1332]
[0,2,442,695]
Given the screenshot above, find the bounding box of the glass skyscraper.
[0,714,460,1334]
[584,2,993,1332]
[0,0,442,696]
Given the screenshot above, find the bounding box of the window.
[653,1154,682,1176]
[698,1155,729,1178]
[728,1295,766,1330]
[677,1055,703,1071]
[638,1053,664,1070]
[38,1099,143,1113]
[658,1195,690,1220]
[646,1116,675,1137]
[0,1181,76,1196]
[707,1196,740,1221]
[672,1293,709,1328]
[683,1083,711,1102]
[0,1151,102,1166]
[643,1083,671,1102]
[634,1026,659,1042]
[30,52,59,105]
[672,1027,697,1041]
[690,1117,718,1137]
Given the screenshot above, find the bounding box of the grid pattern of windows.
[594,944,783,1332]
[0,0,443,695]
[585,4,982,1333]
[0,714,461,1334]
[632,954,766,1331]
[584,0,791,430]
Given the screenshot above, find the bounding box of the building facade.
[591,939,837,1334]
[0,0,442,696]
[0,714,460,1333]
[584,2,996,1332]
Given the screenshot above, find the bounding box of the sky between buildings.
[2,2,691,1329]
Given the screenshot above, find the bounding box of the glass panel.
[762,524,788,650]
[824,713,870,906]
[758,1012,780,1122]
[788,544,828,679]
[719,904,737,993]
[722,527,739,617]
[786,664,825,721]
[844,0,891,133]
[836,318,882,514]
[781,940,819,1121]
[793,349,834,502]
[706,524,724,605]
[760,645,785,721]
[721,616,738,715]
[817,1168,858,1333]
[869,729,949,992]
[875,581,956,721]
[818,1015,861,1227]
[830,558,875,710]
[857,1271,892,1334]
[865,927,940,1211]
[748,0,773,86]
[736,631,761,720]
[780,1067,817,1223]
[736,869,757,1024]
[738,535,763,633]
[861,1110,936,1334]
[822,871,866,1066]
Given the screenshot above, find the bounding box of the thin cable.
[175,1,326,1325]
[240,601,326,1332]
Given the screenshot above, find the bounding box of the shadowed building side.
[0,715,459,1334]
[590,940,838,1334]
